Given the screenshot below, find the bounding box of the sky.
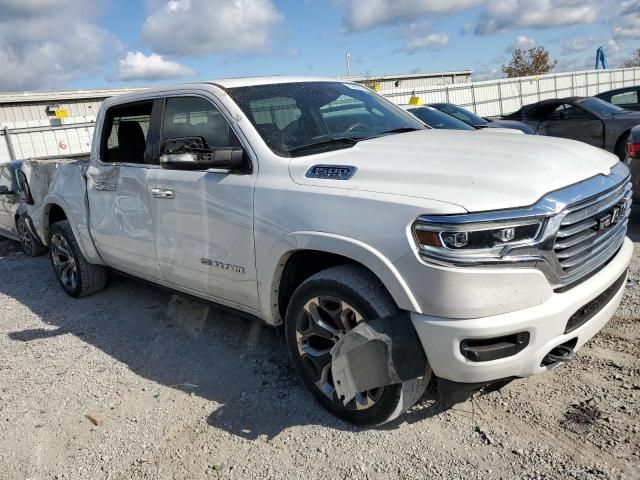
[0,0,638,92]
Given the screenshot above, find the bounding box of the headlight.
[413,217,544,265]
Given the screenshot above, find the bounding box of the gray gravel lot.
[0,220,638,480]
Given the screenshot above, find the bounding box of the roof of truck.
[209,76,347,89]
[100,76,359,105]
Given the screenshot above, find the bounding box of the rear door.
[147,94,259,310]
[538,103,604,148]
[86,99,164,280]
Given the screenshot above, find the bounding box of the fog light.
[493,227,516,242]
[441,231,469,248]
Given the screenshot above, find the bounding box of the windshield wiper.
[287,137,361,156]
[366,127,423,139]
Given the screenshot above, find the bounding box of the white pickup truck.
[32,77,633,426]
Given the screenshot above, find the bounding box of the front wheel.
[285,265,429,426]
[48,220,107,298]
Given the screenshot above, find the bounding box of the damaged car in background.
[27,77,633,426]
[0,160,58,257]
[503,96,640,159]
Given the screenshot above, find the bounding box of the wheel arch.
[261,232,421,326]
[614,129,632,159]
[41,197,104,265]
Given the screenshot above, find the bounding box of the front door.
[147,95,259,311]
[539,103,604,148]
[86,100,163,280]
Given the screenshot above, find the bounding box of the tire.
[285,264,430,426]
[16,216,46,257]
[48,220,107,298]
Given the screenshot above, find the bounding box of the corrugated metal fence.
[382,67,640,117]
[2,67,640,162]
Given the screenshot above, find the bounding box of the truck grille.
[554,179,632,282]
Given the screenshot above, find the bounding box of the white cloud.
[612,1,640,39]
[473,0,601,35]
[0,0,117,91]
[112,51,195,81]
[510,35,536,50]
[142,0,282,56]
[403,33,449,54]
[343,0,483,32]
[560,36,596,55]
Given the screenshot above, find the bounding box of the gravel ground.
[0,219,638,480]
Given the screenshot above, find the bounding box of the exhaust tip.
[541,338,577,367]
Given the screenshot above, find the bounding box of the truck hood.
[289,130,619,213]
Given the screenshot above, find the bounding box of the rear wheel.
[16,216,46,257]
[48,220,107,298]
[285,265,429,426]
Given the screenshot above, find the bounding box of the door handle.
[151,188,175,199]
[94,182,116,191]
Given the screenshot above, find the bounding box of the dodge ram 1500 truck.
[35,77,633,426]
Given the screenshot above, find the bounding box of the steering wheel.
[345,123,367,133]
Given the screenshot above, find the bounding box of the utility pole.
[345,52,352,77]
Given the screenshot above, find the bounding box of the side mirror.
[0,185,12,195]
[160,136,245,171]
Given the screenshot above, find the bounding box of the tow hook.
[541,341,577,367]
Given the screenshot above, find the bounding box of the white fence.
[2,67,640,162]
[383,67,640,117]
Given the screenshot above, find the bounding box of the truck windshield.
[227,82,425,157]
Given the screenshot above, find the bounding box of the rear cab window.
[101,102,153,164]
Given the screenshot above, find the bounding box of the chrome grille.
[554,179,632,281]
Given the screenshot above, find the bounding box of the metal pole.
[2,127,16,161]
[470,84,477,113]
[518,78,523,108]
[570,73,574,96]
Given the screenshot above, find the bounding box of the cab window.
[162,97,240,149]
[101,102,153,164]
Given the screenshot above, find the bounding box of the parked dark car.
[596,86,640,111]
[503,97,640,159]
[0,160,45,256]
[428,102,537,134]
[625,126,640,204]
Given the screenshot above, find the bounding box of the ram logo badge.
[305,165,357,180]
[201,258,245,274]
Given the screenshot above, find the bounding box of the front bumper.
[411,237,633,384]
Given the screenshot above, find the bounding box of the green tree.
[623,49,640,68]
[501,46,558,78]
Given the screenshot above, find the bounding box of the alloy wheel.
[295,296,383,410]
[51,233,78,290]
[17,219,32,254]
